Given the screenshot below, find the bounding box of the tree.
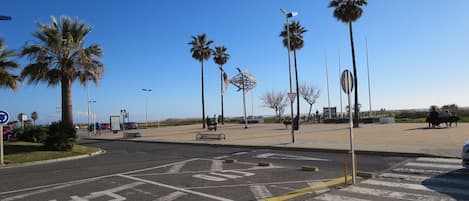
[280,21,307,128]
[299,84,320,122]
[213,46,230,125]
[329,0,367,127]
[31,111,38,125]
[261,91,288,120]
[0,38,20,90]
[188,33,213,128]
[20,16,104,126]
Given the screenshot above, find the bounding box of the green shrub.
[19,126,49,143]
[44,122,77,151]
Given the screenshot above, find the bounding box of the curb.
[0,149,106,169]
[86,137,459,159]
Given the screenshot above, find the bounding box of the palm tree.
[280,21,307,129]
[31,111,38,126]
[329,0,367,127]
[0,38,20,90]
[213,46,230,125]
[20,16,104,126]
[188,33,213,129]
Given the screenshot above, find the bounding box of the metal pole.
[241,71,248,129]
[0,125,3,165]
[93,112,96,135]
[366,37,372,117]
[87,81,90,136]
[325,52,331,119]
[338,49,343,118]
[142,89,151,128]
[286,15,295,143]
[348,91,356,184]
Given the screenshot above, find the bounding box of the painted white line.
[118,174,233,201]
[255,153,329,161]
[192,174,227,181]
[70,182,145,201]
[314,188,330,195]
[129,166,282,177]
[210,172,243,179]
[307,181,322,186]
[416,157,461,164]
[342,186,445,201]
[381,173,469,187]
[405,162,462,170]
[220,170,254,177]
[249,185,272,200]
[392,168,450,175]
[186,179,331,190]
[211,160,224,171]
[233,152,249,155]
[315,194,371,201]
[363,179,469,196]
[156,191,187,201]
[0,158,200,196]
[213,155,229,160]
[167,161,187,173]
[1,180,91,201]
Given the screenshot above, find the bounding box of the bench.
[196,132,226,140]
[124,132,141,138]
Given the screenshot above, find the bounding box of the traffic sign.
[0,110,9,125]
[288,93,296,102]
[341,70,354,94]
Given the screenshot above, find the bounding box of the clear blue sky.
[1,0,469,124]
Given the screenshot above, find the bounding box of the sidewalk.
[86,123,469,158]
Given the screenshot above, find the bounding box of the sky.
[1,0,469,125]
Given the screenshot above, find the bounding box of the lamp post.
[141,88,152,129]
[120,109,127,134]
[237,68,248,129]
[86,80,91,136]
[89,100,96,135]
[280,8,297,143]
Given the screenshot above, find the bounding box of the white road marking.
[122,158,200,175]
[416,157,461,164]
[213,155,229,159]
[255,153,329,161]
[156,191,187,201]
[404,162,462,170]
[167,161,187,173]
[1,180,91,201]
[233,152,249,155]
[210,172,243,179]
[315,194,371,201]
[363,179,469,196]
[249,185,272,200]
[211,160,224,171]
[392,168,450,175]
[118,174,233,201]
[307,181,322,186]
[314,188,330,195]
[69,182,144,201]
[342,186,445,201]
[129,166,281,177]
[220,170,255,177]
[192,174,227,181]
[186,179,331,190]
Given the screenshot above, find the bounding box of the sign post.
[0,110,10,165]
[287,93,296,143]
[341,70,356,184]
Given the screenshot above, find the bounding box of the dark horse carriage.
[425,112,459,128]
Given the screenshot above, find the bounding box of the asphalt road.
[0,140,409,201]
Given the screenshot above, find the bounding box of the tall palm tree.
[0,38,20,90]
[280,21,307,129]
[31,111,38,126]
[213,46,230,125]
[329,0,367,127]
[188,33,213,129]
[21,16,104,126]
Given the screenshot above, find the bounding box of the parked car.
[124,122,138,130]
[463,141,469,168]
[2,125,15,141]
[101,123,110,130]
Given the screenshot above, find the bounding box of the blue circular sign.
[0,110,9,125]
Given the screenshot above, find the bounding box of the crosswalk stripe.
[380,173,469,187]
[363,179,469,196]
[342,186,448,201]
[211,160,224,171]
[249,185,272,199]
[416,157,461,164]
[404,162,462,170]
[393,167,449,175]
[315,193,371,201]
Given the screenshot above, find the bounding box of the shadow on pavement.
[422,168,469,200]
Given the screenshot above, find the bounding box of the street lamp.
[89,100,96,135]
[280,8,298,143]
[141,88,152,129]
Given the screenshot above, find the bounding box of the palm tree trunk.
[220,67,224,125]
[293,50,300,130]
[349,21,359,128]
[61,77,73,125]
[308,104,313,122]
[201,61,206,129]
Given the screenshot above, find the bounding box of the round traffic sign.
[341,70,354,94]
[0,110,9,125]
